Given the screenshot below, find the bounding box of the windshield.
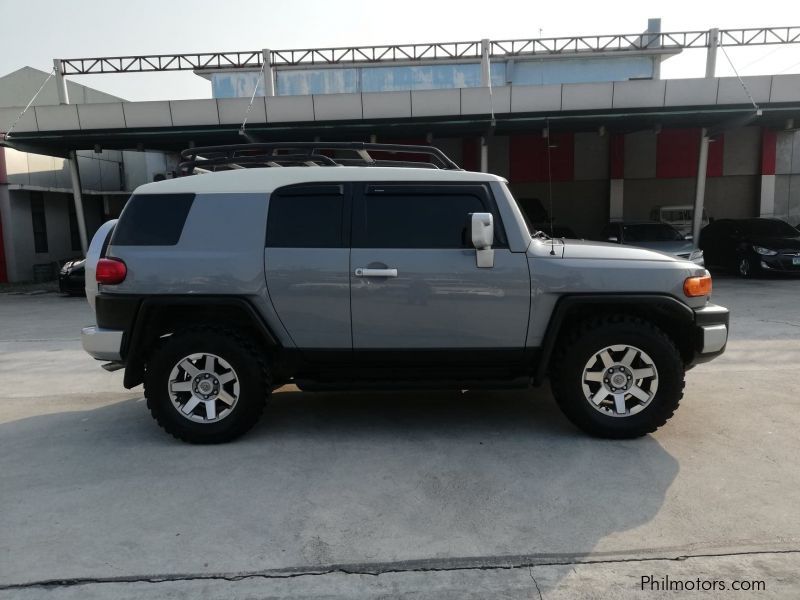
[738,219,798,238]
[622,223,684,242]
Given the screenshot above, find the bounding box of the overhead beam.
[58,26,800,74]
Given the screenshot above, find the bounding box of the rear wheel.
[550,316,684,438]
[144,328,270,443]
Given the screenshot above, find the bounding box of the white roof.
[135,166,505,195]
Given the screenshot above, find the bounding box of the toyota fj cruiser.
[81,142,729,443]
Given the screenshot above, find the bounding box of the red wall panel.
[656,128,700,178]
[0,147,6,282]
[462,137,479,172]
[509,133,574,183]
[761,128,777,175]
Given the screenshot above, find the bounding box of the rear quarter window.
[111,194,195,246]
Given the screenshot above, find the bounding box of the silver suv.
[81,143,729,443]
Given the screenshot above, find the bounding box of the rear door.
[264,183,352,350]
[349,182,531,365]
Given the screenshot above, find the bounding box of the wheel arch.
[122,296,281,389]
[534,294,696,385]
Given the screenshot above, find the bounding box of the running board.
[101,361,125,372]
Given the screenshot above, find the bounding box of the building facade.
[0,67,175,282]
[2,22,799,281]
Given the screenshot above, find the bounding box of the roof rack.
[178,142,462,174]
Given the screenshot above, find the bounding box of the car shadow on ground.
[0,387,679,595]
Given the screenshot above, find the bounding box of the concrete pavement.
[1,278,799,598]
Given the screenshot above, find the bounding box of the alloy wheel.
[581,344,659,417]
[167,353,240,423]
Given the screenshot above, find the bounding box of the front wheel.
[550,316,684,439]
[738,256,756,278]
[144,328,270,443]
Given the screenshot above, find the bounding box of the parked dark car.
[59,258,86,295]
[699,218,800,277]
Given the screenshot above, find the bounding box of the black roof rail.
[178,142,462,174]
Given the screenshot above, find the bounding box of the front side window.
[353,189,486,249]
[266,185,345,248]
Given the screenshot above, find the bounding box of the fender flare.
[533,294,694,385]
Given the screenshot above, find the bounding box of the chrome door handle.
[354,268,398,277]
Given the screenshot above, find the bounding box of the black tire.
[737,256,756,278]
[144,327,270,443]
[550,315,684,439]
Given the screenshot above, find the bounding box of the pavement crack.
[3,548,799,591]
[528,566,544,600]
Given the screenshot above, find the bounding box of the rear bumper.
[81,326,124,361]
[691,303,729,365]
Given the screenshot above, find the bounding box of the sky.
[1,0,799,101]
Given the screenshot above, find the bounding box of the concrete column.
[54,58,88,254]
[480,39,491,87]
[759,129,777,217]
[705,28,719,79]
[261,49,275,97]
[692,128,710,245]
[479,136,488,173]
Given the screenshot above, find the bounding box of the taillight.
[684,274,712,297]
[96,258,127,285]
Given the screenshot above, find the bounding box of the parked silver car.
[600,221,704,265]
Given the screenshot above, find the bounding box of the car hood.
[743,236,800,250]
[560,239,683,261]
[624,240,695,255]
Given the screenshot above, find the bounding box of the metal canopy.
[58,27,800,74]
[6,104,798,158]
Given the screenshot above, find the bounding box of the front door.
[349,183,531,369]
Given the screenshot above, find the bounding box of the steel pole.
[480,39,490,87]
[692,129,710,246]
[54,58,88,254]
[68,151,89,253]
[479,136,488,173]
[705,28,719,78]
[261,49,275,96]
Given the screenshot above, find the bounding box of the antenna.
[545,119,556,255]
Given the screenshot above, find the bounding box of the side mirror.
[471,212,494,268]
[607,236,619,243]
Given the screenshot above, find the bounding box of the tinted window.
[112,194,194,246]
[355,191,485,248]
[738,219,798,238]
[622,223,683,242]
[266,186,344,248]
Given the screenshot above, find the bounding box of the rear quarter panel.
[103,192,294,346]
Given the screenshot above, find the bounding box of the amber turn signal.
[684,274,712,297]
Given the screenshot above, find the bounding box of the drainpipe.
[54,58,89,254]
